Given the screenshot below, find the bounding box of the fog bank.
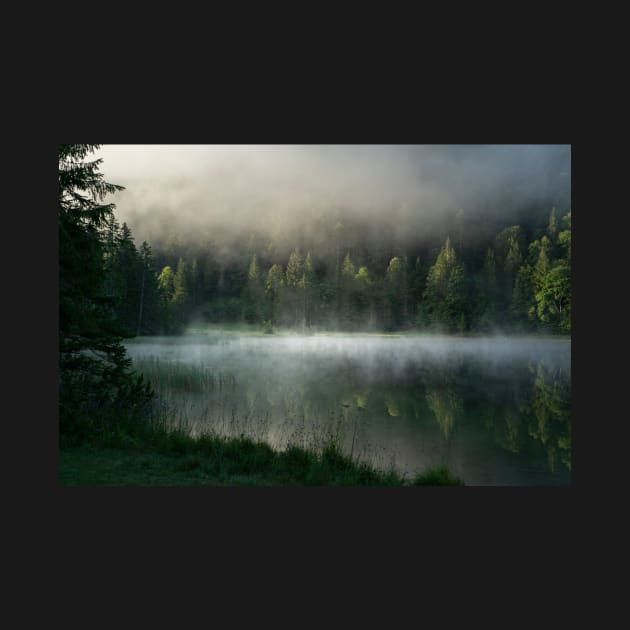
[95,145,570,251]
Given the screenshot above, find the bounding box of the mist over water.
[126,332,571,485]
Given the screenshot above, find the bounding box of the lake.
[125,332,571,485]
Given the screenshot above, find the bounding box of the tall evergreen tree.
[353,265,373,326]
[510,264,536,329]
[246,254,264,323]
[265,263,284,324]
[421,237,467,331]
[340,253,357,328]
[299,252,315,328]
[59,144,151,436]
[285,248,303,327]
[480,247,499,328]
[137,241,160,335]
[384,256,405,330]
[157,265,176,333]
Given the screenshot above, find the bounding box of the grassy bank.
[59,422,463,487]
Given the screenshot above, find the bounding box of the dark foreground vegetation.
[60,418,462,486]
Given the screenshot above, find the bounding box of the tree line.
[113,208,570,335]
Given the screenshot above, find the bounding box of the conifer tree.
[59,144,151,434]
[285,249,303,327]
[246,254,264,323]
[421,237,467,331]
[265,263,284,324]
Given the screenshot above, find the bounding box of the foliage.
[132,206,570,336]
[59,144,153,440]
[421,237,469,331]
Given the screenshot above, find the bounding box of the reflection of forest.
[139,349,571,476]
[423,367,463,440]
[304,360,563,472]
[526,363,571,472]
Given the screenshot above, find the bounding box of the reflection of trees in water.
[525,362,571,472]
[497,411,521,453]
[425,388,462,440]
[149,347,571,477]
[423,368,463,440]
[385,399,400,417]
[481,381,529,455]
[434,359,570,475]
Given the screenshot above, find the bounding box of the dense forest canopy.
[101,207,570,335]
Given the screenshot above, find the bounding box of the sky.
[94,144,571,250]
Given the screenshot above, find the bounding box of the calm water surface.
[125,332,571,485]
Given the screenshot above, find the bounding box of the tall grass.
[132,357,235,395]
[127,356,463,484]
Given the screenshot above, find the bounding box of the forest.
[101,205,571,337]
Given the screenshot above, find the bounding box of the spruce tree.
[421,237,467,331]
[59,144,151,436]
[285,249,303,327]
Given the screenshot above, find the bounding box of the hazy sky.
[94,144,571,248]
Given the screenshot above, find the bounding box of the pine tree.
[59,144,152,435]
[189,258,200,308]
[173,258,190,328]
[137,241,160,335]
[340,253,357,328]
[495,226,524,318]
[504,236,523,276]
[385,256,405,330]
[353,266,373,326]
[511,264,536,328]
[246,254,264,324]
[533,241,551,294]
[298,252,315,328]
[157,265,176,333]
[558,211,571,260]
[265,264,284,324]
[285,248,303,327]
[480,248,498,327]
[115,222,141,334]
[285,248,303,288]
[421,237,467,331]
[408,257,425,309]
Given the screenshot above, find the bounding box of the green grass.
[59,445,278,486]
[412,466,463,486]
[59,421,463,486]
